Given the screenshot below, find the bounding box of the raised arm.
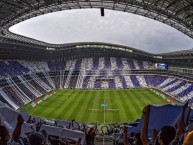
[140,105,151,145]
[12,114,24,142]
[0,125,10,144]
[176,101,189,137]
[75,138,81,145]
[186,106,191,125]
[123,126,128,145]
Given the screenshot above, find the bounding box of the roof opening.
[9,9,193,53]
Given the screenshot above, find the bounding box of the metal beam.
[0,0,23,9]
[165,0,180,9]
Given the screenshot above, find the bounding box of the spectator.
[12,114,24,143]
[133,133,143,145]
[140,105,176,145]
[158,126,176,145]
[29,132,46,145]
[0,114,24,145]
[86,127,96,145]
[183,131,193,145]
[0,125,10,145]
[171,101,189,145]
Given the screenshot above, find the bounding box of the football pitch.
[20,88,169,124]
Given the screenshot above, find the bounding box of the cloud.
[9,9,193,53]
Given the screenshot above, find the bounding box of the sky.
[9,9,193,54]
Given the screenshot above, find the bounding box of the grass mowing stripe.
[123,90,142,120]
[98,90,105,123]
[141,89,167,105]
[55,90,78,120]
[65,90,86,120]
[89,90,101,123]
[132,89,154,117]
[76,90,95,123]
[148,91,169,104]
[62,90,83,119]
[138,89,156,105]
[118,90,132,122]
[44,92,72,118]
[108,90,119,122]
[104,90,111,123]
[113,90,124,122]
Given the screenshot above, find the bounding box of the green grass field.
[20,88,169,124]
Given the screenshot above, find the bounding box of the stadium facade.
[0,1,193,145]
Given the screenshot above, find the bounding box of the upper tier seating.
[0,57,154,79]
[0,60,29,79]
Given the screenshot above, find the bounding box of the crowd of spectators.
[0,108,97,145]
[1,101,193,145]
[119,102,193,145]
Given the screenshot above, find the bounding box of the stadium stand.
[1,57,193,109]
[0,57,193,145]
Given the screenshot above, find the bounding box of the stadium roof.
[0,0,193,42]
[0,0,193,65]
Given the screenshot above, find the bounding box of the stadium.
[0,0,193,145]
